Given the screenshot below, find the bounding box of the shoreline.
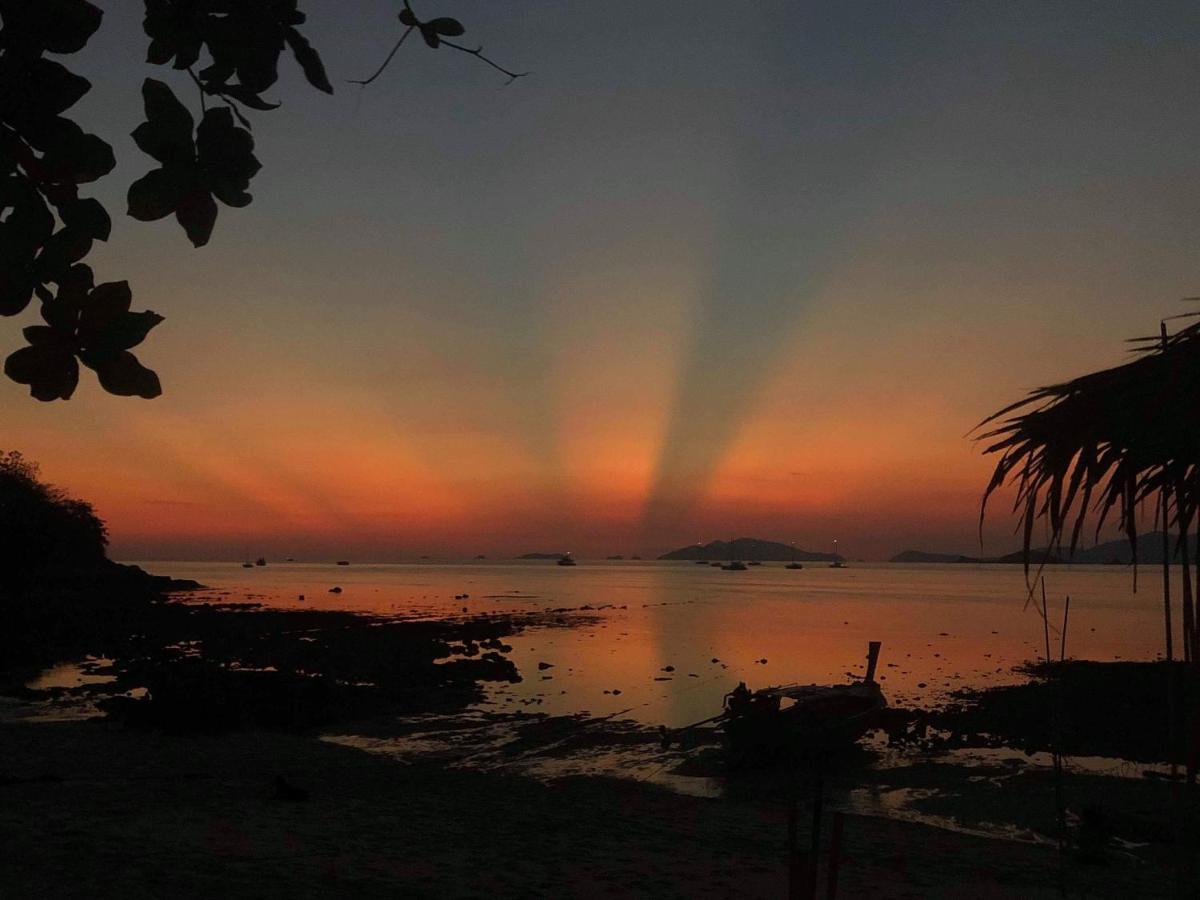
[4,564,1197,895]
[0,719,1186,898]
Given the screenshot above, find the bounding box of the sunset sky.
[6,1,1200,561]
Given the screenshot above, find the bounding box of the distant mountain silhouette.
[659,538,840,562]
[1073,533,1199,565]
[892,533,1199,565]
[890,549,1066,564]
[890,550,979,564]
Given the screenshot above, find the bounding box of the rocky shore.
[3,565,1198,896]
[0,719,1188,899]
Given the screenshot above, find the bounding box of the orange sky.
[4,2,1199,560]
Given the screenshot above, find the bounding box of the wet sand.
[3,567,1196,895]
[0,720,1181,898]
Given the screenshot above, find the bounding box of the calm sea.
[133,559,1171,728]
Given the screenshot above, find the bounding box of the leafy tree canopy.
[0,1,523,401]
[0,449,108,587]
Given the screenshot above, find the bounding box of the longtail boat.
[720,642,886,769]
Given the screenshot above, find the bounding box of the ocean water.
[140,559,1170,728]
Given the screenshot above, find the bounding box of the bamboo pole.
[1041,578,1052,667]
[1162,489,1174,662]
[825,812,844,900]
[808,776,824,900]
[1042,579,1067,864]
[1060,595,1070,662]
[788,791,801,900]
[1161,489,1180,781]
[1180,505,1195,665]
[1182,502,1199,789]
[1194,534,1200,664]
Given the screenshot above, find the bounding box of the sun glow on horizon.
[5,1,1197,561]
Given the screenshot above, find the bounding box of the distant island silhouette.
[891,533,1200,565]
[890,549,1066,565]
[659,538,840,563]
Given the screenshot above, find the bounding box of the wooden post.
[1189,707,1199,785]
[788,793,801,900]
[825,812,844,900]
[864,641,881,684]
[1179,510,1194,665]
[808,776,824,900]
[1041,578,1052,668]
[1041,579,1067,858]
[1162,488,1174,663]
[1060,595,1070,662]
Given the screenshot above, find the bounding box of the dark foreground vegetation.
[1,719,1190,899]
[4,450,1199,896]
[2,569,558,734]
[0,449,556,733]
[875,660,1200,768]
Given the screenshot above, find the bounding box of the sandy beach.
[0,719,1185,899]
[2,564,1196,897]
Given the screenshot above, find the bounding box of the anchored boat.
[717,642,886,769]
[720,536,747,570]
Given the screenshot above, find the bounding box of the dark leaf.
[0,175,54,246]
[146,36,176,66]
[59,198,111,241]
[56,131,114,184]
[399,9,419,27]
[419,24,441,49]
[19,58,92,118]
[219,85,282,111]
[238,56,283,96]
[56,263,94,296]
[21,325,67,347]
[203,13,282,95]
[285,28,333,94]
[0,279,35,317]
[8,0,105,55]
[429,18,465,37]
[4,343,78,401]
[28,118,115,184]
[84,310,164,352]
[35,227,93,283]
[174,190,218,247]
[84,281,133,323]
[40,294,81,332]
[207,180,253,209]
[37,267,92,336]
[197,60,237,91]
[196,108,260,208]
[127,168,190,222]
[132,79,195,165]
[141,0,206,69]
[40,298,78,332]
[47,0,103,53]
[82,350,161,399]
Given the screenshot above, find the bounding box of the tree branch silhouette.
[349,26,414,86]
[439,39,529,84]
[352,2,527,87]
[1,1,528,402]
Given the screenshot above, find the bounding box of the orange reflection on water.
[154,560,1165,729]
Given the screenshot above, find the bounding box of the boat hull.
[722,684,885,770]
